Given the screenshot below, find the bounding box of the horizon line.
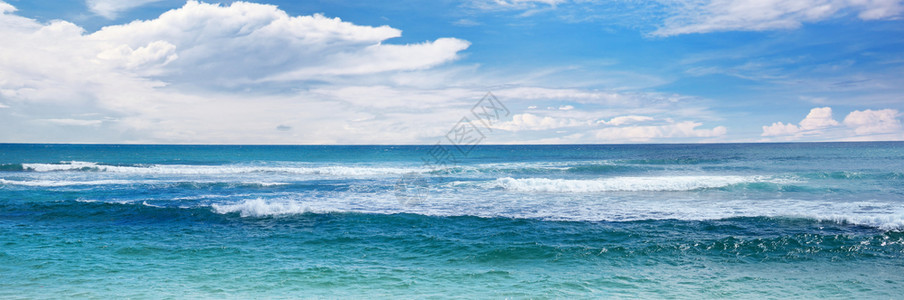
[1,141,902,146]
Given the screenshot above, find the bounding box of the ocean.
[1,142,903,298]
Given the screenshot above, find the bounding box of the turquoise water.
[1,143,903,298]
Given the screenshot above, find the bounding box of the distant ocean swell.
[3,158,904,230]
[6,161,904,180]
[4,191,899,229]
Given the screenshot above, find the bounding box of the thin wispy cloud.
[653,0,904,36]
[86,0,165,19]
[467,0,904,36]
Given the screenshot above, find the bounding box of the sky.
[0,0,903,144]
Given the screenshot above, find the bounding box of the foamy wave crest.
[199,196,904,230]
[19,161,423,176]
[0,178,137,187]
[485,176,779,192]
[211,198,316,217]
[22,161,101,172]
[813,214,904,231]
[0,179,292,187]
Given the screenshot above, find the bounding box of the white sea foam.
[812,214,904,231]
[211,198,314,217]
[484,176,779,192]
[22,161,100,172]
[12,160,684,178]
[0,178,291,187]
[0,178,138,187]
[19,161,424,176]
[256,182,290,186]
[141,201,164,208]
[200,191,904,230]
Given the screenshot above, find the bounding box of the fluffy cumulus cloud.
[89,1,469,85]
[798,107,841,130]
[654,0,904,36]
[762,107,904,140]
[0,1,477,144]
[762,107,839,136]
[761,121,802,136]
[843,109,902,135]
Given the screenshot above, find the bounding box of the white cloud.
[0,1,479,144]
[507,133,586,144]
[42,119,104,126]
[761,122,801,136]
[0,1,14,14]
[86,0,164,19]
[0,1,732,144]
[491,113,725,143]
[492,87,694,109]
[761,107,839,136]
[469,0,904,36]
[594,121,727,142]
[843,109,902,135]
[468,0,565,11]
[96,40,178,71]
[850,0,904,19]
[762,107,904,140]
[599,115,655,126]
[798,106,840,130]
[308,85,475,109]
[493,113,590,131]
[453,19,481,26]
[654,0,904,36]
[87,1,469,85]
[495,87,625,104]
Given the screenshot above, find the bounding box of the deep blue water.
[1,143,904,297]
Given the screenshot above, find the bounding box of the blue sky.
[0,0,903,144]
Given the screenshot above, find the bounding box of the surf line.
[394,92,510,206]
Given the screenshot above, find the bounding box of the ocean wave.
[814,214,904,231]
[617,157,733,165]
[0,163,25,171]
[0,178,138,187]
[9,160,667,177]
[204,199,904,231]
[0,178,290,187]
[59,195,904,231]
[16,161,425,176]
[564,164,642,174]
[211,198,314,217]
[798,171,904,181]
[430,162,639,175]
[22,161,101,172]
[483,176,790,192]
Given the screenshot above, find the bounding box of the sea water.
[1,143,903,298]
